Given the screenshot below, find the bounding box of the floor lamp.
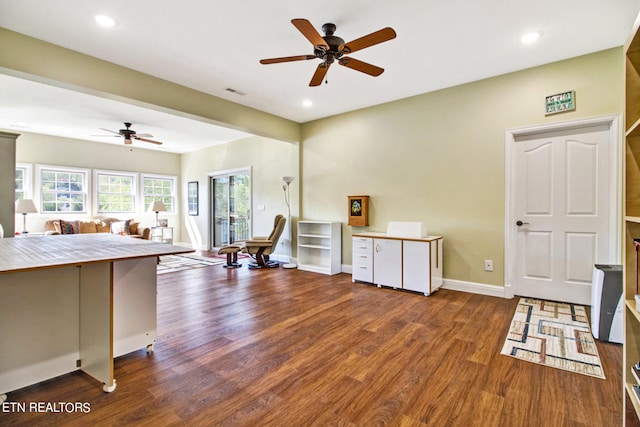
[281,176,297,269]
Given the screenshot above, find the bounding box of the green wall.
[180,135,299,253]
[300,47,624,286]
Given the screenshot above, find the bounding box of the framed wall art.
[348,195,369,226]
[187,181,199,216]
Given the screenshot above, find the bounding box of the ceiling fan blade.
[292,18,329,50]
[309,63,330,87]
[340,27,397,54]
[135,137,163,145]
[338,57,384,77]
[260,55,316,64]
[99,128,121,135]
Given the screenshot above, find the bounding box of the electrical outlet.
[484,260,494,272]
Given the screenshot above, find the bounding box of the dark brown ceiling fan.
[260,19,396,86]
[93,122,163,145]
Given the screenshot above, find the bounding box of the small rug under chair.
[157,254,225,274]
[500,297,605,379]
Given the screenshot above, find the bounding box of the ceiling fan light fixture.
[94,122,163,146]
[95,14,116,28]
[260,19,396,87]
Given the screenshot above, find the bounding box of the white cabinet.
[402,239,443,295]
[352,233,444,296]
[352,237,373,282]
[373,238,402,288]
[151,226,173,244]
[297,221,341,275]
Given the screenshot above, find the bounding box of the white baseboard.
[342,265,511,299]
[442,279,511,299]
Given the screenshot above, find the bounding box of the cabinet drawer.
[353,252,372,264]
[352,237,373,253]
[352,262,373,283]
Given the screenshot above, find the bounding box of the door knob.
[516,220,530,226]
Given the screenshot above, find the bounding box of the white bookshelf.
[297,221,341,275]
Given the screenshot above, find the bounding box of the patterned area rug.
[500,298,605,379]
[157,254,224,274]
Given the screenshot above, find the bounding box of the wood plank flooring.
[0,258,623,426]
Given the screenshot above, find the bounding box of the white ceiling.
[0,0,639,153]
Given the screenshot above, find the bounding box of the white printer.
[591,264,623,344]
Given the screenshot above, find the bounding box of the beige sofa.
[44,218,151,239]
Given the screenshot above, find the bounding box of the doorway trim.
[504,114,622,299]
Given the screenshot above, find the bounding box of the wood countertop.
[352,232,443,242]
[0,233,194,273]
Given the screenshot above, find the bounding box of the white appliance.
[591,264,623,344]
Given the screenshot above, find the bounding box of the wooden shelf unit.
[625,11,640,423]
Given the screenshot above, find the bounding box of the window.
[38,165,89,213]
[95,170,136,213]
[15,163,32,202]
[142,174,176,212]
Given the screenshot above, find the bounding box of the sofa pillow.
[128,221,140,235]
[110,220,131,235]
[58,219,79,234]
[78,220,98,233]
[95,220,111,233]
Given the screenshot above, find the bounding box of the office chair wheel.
[103,380,117,393]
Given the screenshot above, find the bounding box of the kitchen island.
[0,233,193,400]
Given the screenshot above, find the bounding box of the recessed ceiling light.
[95,14,116,28]
[302,100,313,108]
[520,31,541,45]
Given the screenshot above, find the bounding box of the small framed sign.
[545,90,575,115]
[348,195,369,227]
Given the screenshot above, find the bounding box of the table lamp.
[15,199,38,234]
[148,201,166,226]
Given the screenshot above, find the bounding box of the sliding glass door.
[210,170,251,248]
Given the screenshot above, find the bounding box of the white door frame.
[504,114,623,299]
[207,166,253,250]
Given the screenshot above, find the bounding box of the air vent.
[225,88,246,96]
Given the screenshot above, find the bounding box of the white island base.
[0,234,192,397]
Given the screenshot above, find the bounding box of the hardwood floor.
[1,259,623,426]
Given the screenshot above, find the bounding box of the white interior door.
[510,122,616,305]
